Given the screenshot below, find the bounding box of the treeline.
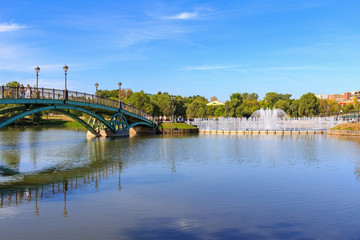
[2,81,356,119]
[118,90,355,119]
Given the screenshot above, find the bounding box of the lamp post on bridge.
[95,83,99,104]
[118,82,122,110]
[63,65,69,101]
[35,66,40,89]
[35,66,40,99]
[95,83,99,94]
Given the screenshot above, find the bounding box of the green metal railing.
[0,86,154,121]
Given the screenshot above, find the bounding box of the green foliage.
[186,100,208,118]
[30,112,43,123]
[150,92,172,116]
[126,90,154,114]
[223,92,260,117]
[289,100,299,117]
[96,88,133,100]
[5,81,20,87]
[319,99,340,116]
[214,105,225,117]
[331,123,360,131]
[342,103,355,112]
[174,96,187,118]
[298,93,320,117]
[264,92,292,109]
[158,122,197,129]
[96,89,119,99]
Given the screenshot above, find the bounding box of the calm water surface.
[1,128,360,240]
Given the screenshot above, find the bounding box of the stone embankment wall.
[158,128,199,134]
[130,126,157,136]
[199,130,325,135]
[327,130,360,136]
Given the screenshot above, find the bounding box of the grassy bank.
[331,123,360,131]
[158,122,197,130]
[7,116,84,128]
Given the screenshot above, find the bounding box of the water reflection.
[0,160,123,216]
[2,129,360,240]
[0,129,127,216]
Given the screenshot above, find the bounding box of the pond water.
[1,128,360,239]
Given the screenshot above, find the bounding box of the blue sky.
[0,0,360,101]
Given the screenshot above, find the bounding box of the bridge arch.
[127,121,155,129]
[0,105,116,133]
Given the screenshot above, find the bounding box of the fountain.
[189,108,349,131]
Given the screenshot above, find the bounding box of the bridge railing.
[0,86,154,121]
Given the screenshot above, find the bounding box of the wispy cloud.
[164,12,198,20]
[0,22,26,32]
[253,65,317,71]
[179,65,240,70]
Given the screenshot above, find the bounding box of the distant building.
[315,94,326,100]
[328,94,343,102]
[316,90,360,105]
[206,101,225,106]
[343,92,352,101]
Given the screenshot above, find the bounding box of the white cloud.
[0,23,26,32]
[165,12,198,20]
[179,65,240,70]
[253,65,320,72]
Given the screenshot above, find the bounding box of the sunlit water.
[1,128,360,239]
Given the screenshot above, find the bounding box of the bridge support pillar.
[86,129,129,138]
[129,126,156,137]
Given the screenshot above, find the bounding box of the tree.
[328,100,340,115]
[264,92,292,109]
[274,99,289,112]
[289,100,299,117]
[125,90,154,114]
[298,93,320,117]
[214,105,225,117]
[342,103,355,112]
[5,81,20,87]
[173,96,187,119]
[264,92,281,108]
[151,92,172,116]
[210,96,218,102]
[207,105,218,117]
[319,99,340,116]
[186,100,208,119]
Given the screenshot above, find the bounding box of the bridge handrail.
[0,86,153,120]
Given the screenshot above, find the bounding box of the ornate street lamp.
[95,83,99,94]
[35,66,40,89]
[118,82,122,110]
[63,65,69,100]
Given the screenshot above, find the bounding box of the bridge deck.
[0,86,154,122]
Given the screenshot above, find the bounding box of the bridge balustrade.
[0,86,154,121]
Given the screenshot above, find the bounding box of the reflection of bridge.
[0,160,123,217]
[0,86,156,137]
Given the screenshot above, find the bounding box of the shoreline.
[198,130,325,135]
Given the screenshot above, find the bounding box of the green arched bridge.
[0,86,156,137]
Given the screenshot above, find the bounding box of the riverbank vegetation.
[331,123,360,131]
[1,81,357,121]
[158,122,198,130]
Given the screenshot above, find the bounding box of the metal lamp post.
[63,65,68,101]
[118,82,122,110]
[171,95,175,122]
[95,83,99,104]
[35,66,40,89]
[95,83,99,94]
